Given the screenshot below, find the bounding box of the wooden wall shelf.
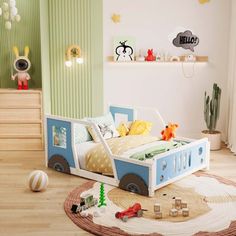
[107,56,208,63]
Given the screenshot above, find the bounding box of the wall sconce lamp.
[65,45,84,67]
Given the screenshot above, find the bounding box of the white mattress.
[76,139,172,170]
[76,141,98,169]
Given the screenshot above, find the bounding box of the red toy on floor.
[115,203,146,222]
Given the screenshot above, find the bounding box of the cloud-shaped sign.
[173,30,199,52]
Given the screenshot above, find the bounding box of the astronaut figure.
[11,46,31,90]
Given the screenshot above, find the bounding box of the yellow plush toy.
[117,122,130,137]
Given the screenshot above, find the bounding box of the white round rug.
[64,172,236,236]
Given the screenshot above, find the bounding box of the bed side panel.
[47,118,75,168]
[156,142,207,185]
[114,159,149,186]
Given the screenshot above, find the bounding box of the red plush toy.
[161,123,179,141]
[145,49,156,61]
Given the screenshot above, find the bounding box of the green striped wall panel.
[0,0,42,88]
[47,0,103,118]
[40,0,51,114]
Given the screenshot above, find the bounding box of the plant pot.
[201,130,221,151]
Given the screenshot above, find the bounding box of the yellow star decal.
[199,0,210,4]
[111,14,120,23]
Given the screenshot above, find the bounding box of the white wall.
[103,0,231,138]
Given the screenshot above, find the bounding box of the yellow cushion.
[128,120,152,135]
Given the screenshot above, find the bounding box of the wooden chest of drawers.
[0,89,43,150]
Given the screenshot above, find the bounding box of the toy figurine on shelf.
[11,46,31,90]
[161,123,179,141]
[156,53,162,62]
[145,49,156,61]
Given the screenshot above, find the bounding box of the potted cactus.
[202,83,222,150]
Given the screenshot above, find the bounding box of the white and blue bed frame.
[45,105,210,197]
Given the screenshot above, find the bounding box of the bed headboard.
[109,104,166,136]
[109,105,136,126]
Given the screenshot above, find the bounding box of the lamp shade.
[65,45,83,67]
[65,60,72,67]
[76,57,84,64]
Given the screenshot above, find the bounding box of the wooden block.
[155,212,162,219]
[181,202,187,209]
[169,209,178,217]
[182,208,189,217]
[154,203,160,212]
[176,205,182,210]
[178,209,182,214]
[175,197,182,207]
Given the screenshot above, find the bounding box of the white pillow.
[88,123,119,143]
[86,113,119,142]
[87,113,115,127]
[74,122,92,144]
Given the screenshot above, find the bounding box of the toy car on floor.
[115,203,145,222]
[71,193,97,213]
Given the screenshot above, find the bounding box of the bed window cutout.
[52,126,67,149]
[199,147,203,155]
[178,155,182,172]
[183,152,187,169]
[173,156,177,173]
[160,175,164,182]
[188,152,192,167]
[162,160,167,170]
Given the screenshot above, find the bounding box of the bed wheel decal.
[119,174,149,196]
[48,155,71,174]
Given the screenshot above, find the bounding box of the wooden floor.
[0,148,236,236]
